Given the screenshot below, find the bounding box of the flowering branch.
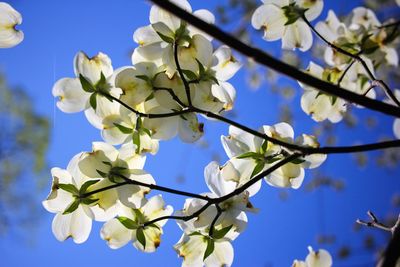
[302,16,400,108]
[149,0,400,118]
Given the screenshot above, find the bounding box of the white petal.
[43,168,75,213]
[305,247,333,267]
[204,161,236,196]
[74,51,113,84]
[178,113,204,143]
[251,4,286,41]
[149,0,192,32]
[298,0,323,21]
[394,119,400,139]
[142,195,173,227]
[100,218,132,249]
[204,240,234,267]
[133,25,161,46]
[52,78,89,113]
[51,206,92,244]
[174,234,207,267]
[0,2,23,48]
[212,46,241,82]
[282,21,313,52]
[189,9,215,40]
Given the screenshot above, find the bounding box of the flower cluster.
[40,0,400,266]
[252,1,400,128]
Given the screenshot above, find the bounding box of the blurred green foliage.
[0,73,49,236]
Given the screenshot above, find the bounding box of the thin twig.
[356,210,392,232]
[302,16,400,108]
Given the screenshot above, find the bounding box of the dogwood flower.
[43,153,113,243]
[78,142,154,208]
[292,246,333,267]
[221,123,326,189]
[132,0,214,74]
[299,61,375,122]
[101,195,173,252]
[251,0,323,51]
[0,2,23,48]
[53,51,121,114]
[174,232,234,267]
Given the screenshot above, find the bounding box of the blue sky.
[0,0,399,266]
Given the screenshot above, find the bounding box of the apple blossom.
[0,2,23,48]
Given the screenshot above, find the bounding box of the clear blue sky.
[0,0,399,266]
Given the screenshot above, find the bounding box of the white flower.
[251,0,323,51]
[78,142,154,208]
[101,195,173,252]
[0,2,23,48]
[53,51,121,114]
[174,233,234,267]
[292,246,333,267]
[221,123,326,189]
[42,153,113,243]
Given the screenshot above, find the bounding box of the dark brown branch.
[149,0,400,118]
[174,41,193,107]
[102,92,191,118]
[143,154,300,226]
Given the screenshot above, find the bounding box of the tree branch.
[149,0,400,118]
[302,16,400,108]
[174,41,193,107]
[357,211,400,267]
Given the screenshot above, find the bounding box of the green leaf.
[113,123,133,134]
[140,128,151,136]
[331,96,337,106]
[58,183,79,195]
[79,74,96,93]
[96,169,108,178]
[207,75,219,85]
[196,58,205,77]
[90,93,97,110]
[145,92,155,101]
[291,158,306,164]
[189,231,203,237]
[136,227,146,249]
[265,155,281,164]
[156,31,175,44]
[251,161,265,178]
[63,199,80,214]
[181,69,198,81]
[260,140,269,154]
[99,71,106,86]
[175,22,187,39]
[117,216,138,230]
[102,161,112,167]
[212,225,233,240]
[79,179,100,194]
[237,152,263,160]
[80,197,99,205]
[135,75,150,83]
[132,131,141,154]
[203,238,215,261]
